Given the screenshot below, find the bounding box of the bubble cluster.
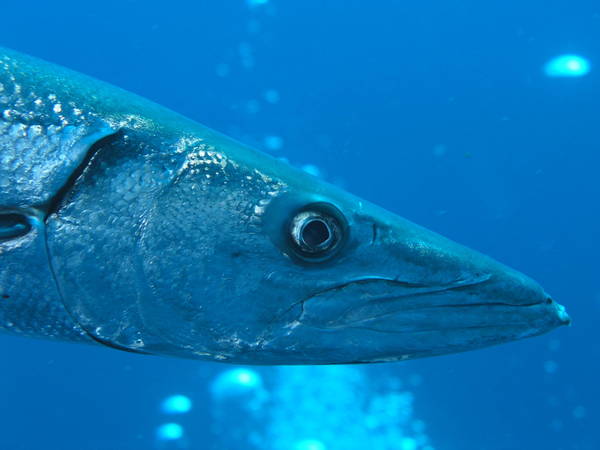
[155,394,193,446]
[209,365,433,449]
[210,368,269,448]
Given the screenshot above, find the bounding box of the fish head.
[245,180,571,363]
[48,128,570,364]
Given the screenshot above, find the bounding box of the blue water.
[1,1,598,449]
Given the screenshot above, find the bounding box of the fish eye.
[288,203,346,261]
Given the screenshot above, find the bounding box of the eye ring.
[288,203,347,261]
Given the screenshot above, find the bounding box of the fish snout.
[480,262,571,326]
[544,296,572,326]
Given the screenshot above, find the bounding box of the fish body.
[0,48,569,364]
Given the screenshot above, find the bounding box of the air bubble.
[544,54,590,78]
[216,63,230,77]
[294,439,326,450]
[544,360,558,374]
[161,395,192,414]
[264,89,280,104]
[246,100,260,114]
[573,405,586,419]
[264,135,283,151]
[156,423,183,441]
[211,368,263,399]
[247,0,269,7]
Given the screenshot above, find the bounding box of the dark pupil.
[302,219,330,248]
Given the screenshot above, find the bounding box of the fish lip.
[305,300,553,330]
[296,275,570,332]
[434,300,545,308]
[271,274,495,330]
[309,273,495,299]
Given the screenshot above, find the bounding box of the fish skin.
[0,47,570,364]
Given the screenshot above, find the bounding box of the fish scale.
[0,49,115,342]
[0,51,115,208]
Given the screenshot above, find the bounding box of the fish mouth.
[258,275,570,364]
[285,275,570,345]
[297,275,570,331]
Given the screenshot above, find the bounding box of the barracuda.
[0,47,570,364]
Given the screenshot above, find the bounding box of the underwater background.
[1,1,598,449]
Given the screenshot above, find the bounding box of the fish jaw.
[255,275,570,364]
